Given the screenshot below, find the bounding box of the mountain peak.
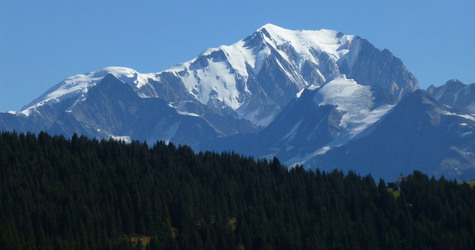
[258,23,341,37]
[255,24,354,58]
[15,25,418,127]
[445,79,465,87]
[259,23,283,31]
[2,25,469,181]
[427,79,475,114]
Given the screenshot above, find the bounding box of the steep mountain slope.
[427,79,475,114]
[4,24,418,145]
[8,24,473,181]
[222,75,397,164]
[1,74,222,148]
[308,90,475,180]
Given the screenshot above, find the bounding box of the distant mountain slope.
[4,24,418,145]
[427,79,475,114]
[224,75,397,165]
[3,24,473,181]
[309,90,475,180]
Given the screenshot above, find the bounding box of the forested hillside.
[0,131,474,249]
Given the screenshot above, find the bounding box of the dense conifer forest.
[0,131,474,249]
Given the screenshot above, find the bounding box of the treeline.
[0,131,474,250]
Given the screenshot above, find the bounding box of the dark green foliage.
[0,131,474,249]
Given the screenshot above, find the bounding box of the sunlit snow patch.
[286,75,394,167]
[314,75,394,137]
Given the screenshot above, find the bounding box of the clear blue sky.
[1,0,474,112]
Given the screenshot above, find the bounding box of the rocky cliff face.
[427,79,475,114]
[340,39,419,101]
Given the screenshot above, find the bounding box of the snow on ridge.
[168,102,201,117]
[162,37,268,109]
[313,75,393,135]
[259,23,355,63]
[100,67,160,89]
[313,75,372,112]
[176,57,244,110]
[19,24,359,123]
[443,111,475,122]
[220,40,271,77]
[287,98,394,168]
[289,75,395,166]
[20,67,159,116]
[288,145,332,167]
[161,24,358,115]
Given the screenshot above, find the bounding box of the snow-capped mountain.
[3,24,473,180]
[13,24,417,130]
[20,67,161,116]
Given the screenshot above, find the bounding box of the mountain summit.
[15,24,418,128]
[2,24,473,180]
